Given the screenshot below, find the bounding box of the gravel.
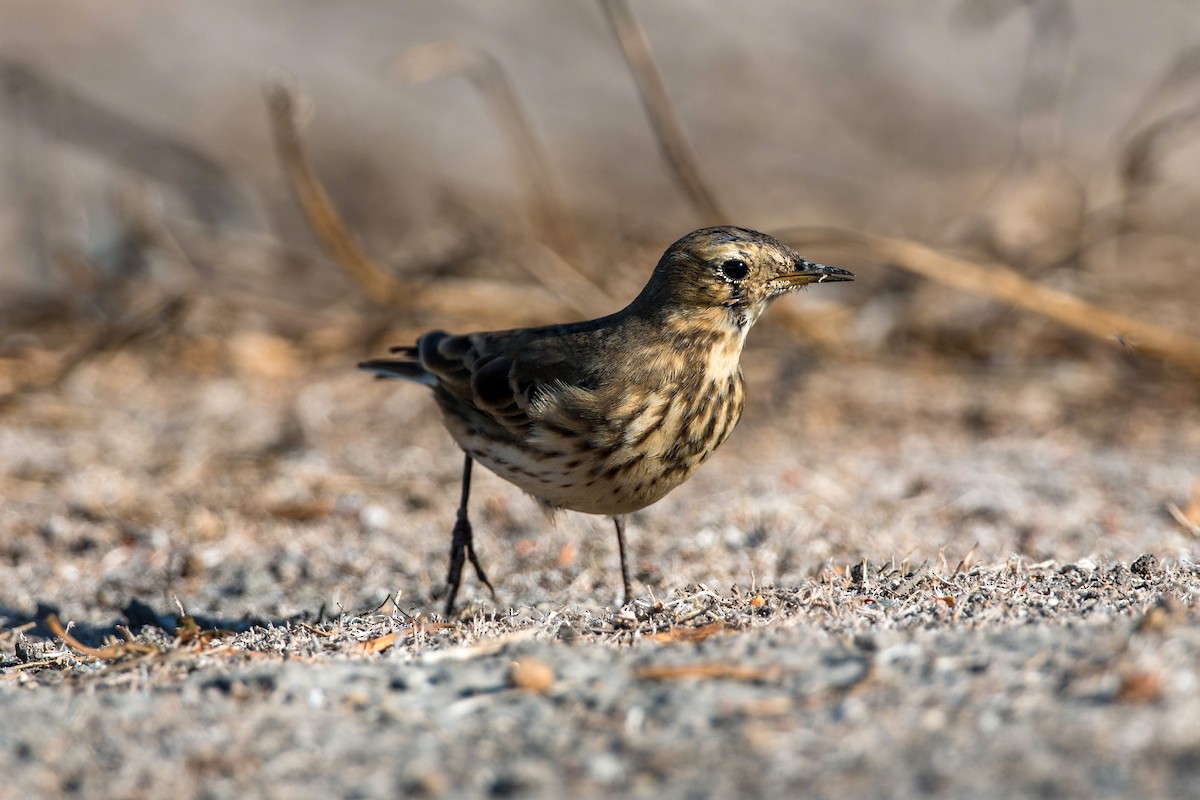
[2,343,1199,799]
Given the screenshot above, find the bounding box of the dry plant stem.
[1078,46,1200,261]
[777,225,1200,377]
[1014,0,1074,156]
[1118,108,1200,229]
[391,41,579,260]
[1112,50,1200,217]
[0,295,187,415]
[391,43,617,317]
[1114,46,1200,146]
[45,614,157,661]
[266,84,415,307]
[0,60,248,229]
[529,241,619,318]
[1166,503,1200,538]
[598,0,729,225]
[0,622,35,642]
[163,217,586,329]
[267,82,611,319]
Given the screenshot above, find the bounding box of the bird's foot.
[443,513,495,617]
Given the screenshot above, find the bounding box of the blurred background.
[1,0,1198,619]
[3,0,1199,324]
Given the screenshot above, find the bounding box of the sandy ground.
[2,347,1199,799]
[2,2,1200,797]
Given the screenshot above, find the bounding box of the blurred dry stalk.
[266,85,417,308]
[1112,45,1200,232]
[0,62,218,411]
[387,41,617,316]
[776,226,1200,376]
[598,0,729,225]
[390,41,579,259]
[952,4,1200,279]
[0,295,188,414]
[594,0,848,347]
[266,2,1200,377]
[952,0,1075,155]
[4,10,1193,399]
[952,0,1085,272]
[1,61,251,234]
[266,81,614,320]
[601,0,1200,375]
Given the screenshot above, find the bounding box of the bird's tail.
[358,348,437,387]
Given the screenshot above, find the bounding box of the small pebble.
[360,503,391,530]
[1131,554,1160,577]
[508,657,555,693]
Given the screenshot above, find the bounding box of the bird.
[360,226,853,615]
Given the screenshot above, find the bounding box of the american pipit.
[361,226,853,614]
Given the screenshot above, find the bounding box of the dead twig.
[417,276,611,327]
[0,622,36,642]
[1166,502,1200,539]
[647,622,726,644]
[354,632,399,654]
[598,0,729,224]
[951,1,1084,271]
[1,60,250,229]
[1114,45,1200,147]
[523,239,618,319]
[45,614,159,661]
[776,225,1200,377]
[1117,106,1200,230]
[1113,49,1200,226]
[297,622,336,638]
[391,42,618,316]
[953,0,1075,157]
[267,82,615,320]
[390,41,579,260]
[352,620,457,655]
[266,84,416,307]
[0,294,188,415]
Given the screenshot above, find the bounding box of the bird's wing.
[404,329,601,441]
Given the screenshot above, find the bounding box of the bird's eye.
[720,259,749,281]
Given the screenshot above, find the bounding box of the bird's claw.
[444,513,494,616]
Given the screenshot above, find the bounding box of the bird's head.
[631,226,854,329]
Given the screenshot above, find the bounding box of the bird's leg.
[613,515,633,606]
[444,454,495,616]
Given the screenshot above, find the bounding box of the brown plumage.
[360,226,853,614]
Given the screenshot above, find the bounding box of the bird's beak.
[777,259,855,286]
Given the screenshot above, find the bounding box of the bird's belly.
[448,389,743,517]
[450,432,688,516]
